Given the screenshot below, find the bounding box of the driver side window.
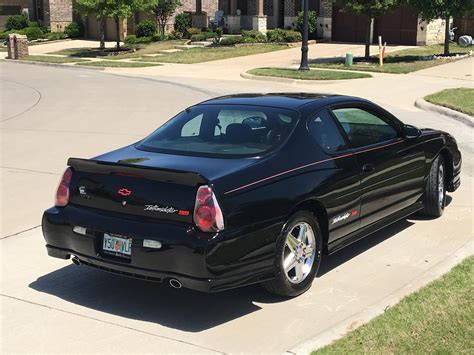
[332,107,398,148]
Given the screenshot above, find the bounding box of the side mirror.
[403,124,421,139]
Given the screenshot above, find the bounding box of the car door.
[307,109,362,242]
[330,104,425,228]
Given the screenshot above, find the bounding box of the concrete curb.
[287,238,474,354]
[240,71,370,85]
[415,99,474,128]
[0,58,106,71]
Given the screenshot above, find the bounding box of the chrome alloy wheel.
[283,222,316,284]
[438,164,445,207]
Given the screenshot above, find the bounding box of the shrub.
[186,27,201,37]
[242,29,266,42]
[5,13,29,31]
[283,30,301,42]
[0,29,26,40]
[136,20,157,38]
[174,12,191,36]
[266,29,286,42]
[266,29,301,43]
[28,21,39,27]
[190,31,215,42]
[296,10,317,38]
[24,27,45,40]
[124,35,137,45]
[46,32,67,40]
[152,33,166,42]
[64,22,84,38]
[213,27,223,44]
[219,35,243,46]
[137,36,153,44]
[167,30,182,40]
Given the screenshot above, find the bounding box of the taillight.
[193,185,224,233]
[55,167,73,207]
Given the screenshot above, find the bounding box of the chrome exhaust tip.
[71,255,81,266]
[169,279,182,289]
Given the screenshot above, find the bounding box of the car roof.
[197,93,361,110]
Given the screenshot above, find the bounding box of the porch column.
[253,0,267,33]
[196,0,202,15]
[273,0,279,28]
[192,0,207,29]
[231,0,237,14]
[227,0,241,33]
[257,0,264,16]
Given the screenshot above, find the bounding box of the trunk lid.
[67,146,259,222]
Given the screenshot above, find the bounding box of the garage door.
[374,6,418,45]
[332,6,369,43]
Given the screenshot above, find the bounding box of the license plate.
[102,233,132,258]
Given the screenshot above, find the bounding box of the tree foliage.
[76,0,150,48]
[404,0,474,21]
[335,0,400,58]
[145,0,182,35]
[404,0,474,55]
[335,0,399,17]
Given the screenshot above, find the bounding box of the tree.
[76,0,147,49]
[404,0,474,56]
[146,0,182,36]
[335,0,399,59]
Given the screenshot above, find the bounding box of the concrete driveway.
[1,61,472,353]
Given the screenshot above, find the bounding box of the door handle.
[362,164,375,173]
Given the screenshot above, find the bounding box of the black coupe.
[42,94,461,297]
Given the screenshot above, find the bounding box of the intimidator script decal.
[331,210,358,225]
[144,205,190,216]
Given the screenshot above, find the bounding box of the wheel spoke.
[297,224,306,241]
[286,235,298,253]
[295,262,304,281]
[283,253,297,272]
[304,245,314,259]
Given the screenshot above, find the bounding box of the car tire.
[262,211,323,297]
[421,155,446,218]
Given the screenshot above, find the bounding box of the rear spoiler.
[67,158,208,187]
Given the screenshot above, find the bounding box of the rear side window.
[308,110,347,153]
[137,105,299,158]
[332,107,398,148]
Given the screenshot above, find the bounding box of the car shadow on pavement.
[29,264,276,332]
[29,215,419,332]
[318,218,415,277]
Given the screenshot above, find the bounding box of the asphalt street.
[1,61,473,353]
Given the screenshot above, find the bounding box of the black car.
[42,94,461,297]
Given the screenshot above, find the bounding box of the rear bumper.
[42,206,274,292]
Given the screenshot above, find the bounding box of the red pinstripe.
[224,139,404,195]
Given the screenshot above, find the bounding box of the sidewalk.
[103,42,412,80]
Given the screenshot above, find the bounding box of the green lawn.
[425,88,474,116]
[24,55,90,63]
[133,44,288,64]
[248,67,371,80]
[312,44,472,74]
[77,60,161,68]
[48,40,186,60]
[313,256,474,354]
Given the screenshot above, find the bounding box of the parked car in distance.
[42,93,462,297]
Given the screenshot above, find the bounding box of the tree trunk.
[444,14,450,56]
[115,16,120,49]
[100,19,106,50]
[365,18,372,59]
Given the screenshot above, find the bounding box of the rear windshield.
[136,105,299,158]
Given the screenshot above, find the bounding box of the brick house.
[0,0,72,32]
[219,0,448,45]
